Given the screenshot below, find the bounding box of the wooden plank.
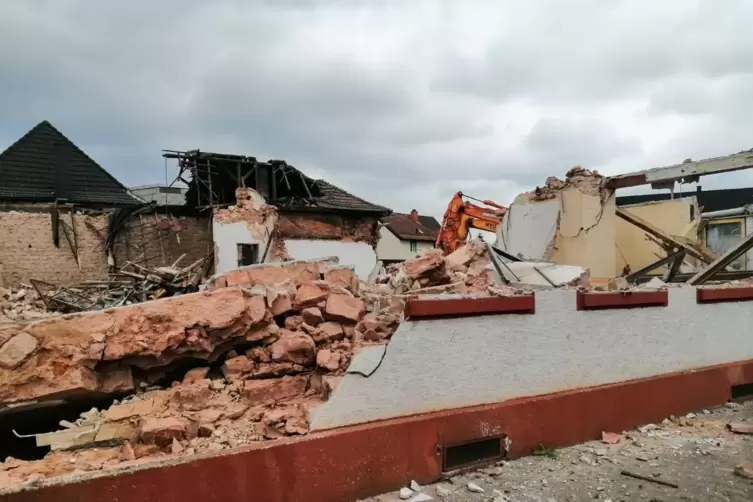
[616,207,716,263]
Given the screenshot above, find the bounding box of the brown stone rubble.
[525,166,606,201]
[0,242,514,489]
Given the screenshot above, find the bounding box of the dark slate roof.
[381,212,441,242]
[0,121,140,206]
[282,179,392,215]
[616,187,753,213]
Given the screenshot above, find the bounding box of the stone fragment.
[444,241,485,271]
[404,250,444,279]
[316,349,341,372]
[266,287,293,316]
[735,463,753,480]
[325,294,365,324]
[466,482,484,493]
[252,362,305,378]
[728,422,753,435]
[270,332,316,366]
[182,367,210,384]
[601,431,622,444]
[171,438,183,454]
[106,396,167,422]
[243,376,308,404]
[301,307,324,326]
[324,266,359,293]
[222,356,255,380]
[314,322,345,344]
[99,364,135,394]
[197,408,223,424]
[399,487,413,500]
[139,417,188,447]
[246,347,270,363]
[170,381,212,411]
[0,332,38,369]
[356,313,399,342]
[409,494,433,502]
[410,480,421,492]
[295,281,330,308]
[284,316,303,330]
[607,277,629,291]
[435,485,451,498]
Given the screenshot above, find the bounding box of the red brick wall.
[0,205,212,288]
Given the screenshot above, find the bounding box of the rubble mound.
[0,287,52,324]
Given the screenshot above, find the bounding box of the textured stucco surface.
[497,199,560,260]
[310,287,753,430]
[285,239,377,279]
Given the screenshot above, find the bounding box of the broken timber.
[615,207,717,264]
[687,231,753,285]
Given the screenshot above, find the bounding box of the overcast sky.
[2,0,753,219]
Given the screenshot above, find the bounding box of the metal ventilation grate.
[442,435,506,472]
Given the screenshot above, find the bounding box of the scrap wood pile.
[31,253,213,313]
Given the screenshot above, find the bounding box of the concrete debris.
[467,482,485,493]
[408,494,434,502]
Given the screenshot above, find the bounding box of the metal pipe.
[702,205,753,219]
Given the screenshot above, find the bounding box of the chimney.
[410,209,419,222]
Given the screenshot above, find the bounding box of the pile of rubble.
[0,287,53,324]
[0,243,508,489]
[529,166,605,201]
[368,240,521,298]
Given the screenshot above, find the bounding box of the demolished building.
[163,150,391,279]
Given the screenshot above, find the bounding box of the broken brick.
[403,249,444,279]
[325,293,365,324]
[324,266,358,293]
[98,364,135,394]
[266,287,294,316]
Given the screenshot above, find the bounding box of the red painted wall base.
[4,359,753,502]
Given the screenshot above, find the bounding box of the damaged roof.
[0,121,140,206]
[166,149,391,215]
[381,212,441,242]
[288,179,391,214]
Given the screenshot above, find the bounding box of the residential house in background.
[129,184,188,206]
[617,186,753,271]
[0,121,212,287]
[377,209,440,264]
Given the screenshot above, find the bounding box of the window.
[706,220,745,270]
[237,243,259,267]
[410,240,417,253]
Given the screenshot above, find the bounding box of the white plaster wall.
[497,199,560,260]
[285,239,376,279]
[213,221,271,274]
[376,227,434,262]
[311,287,753,430]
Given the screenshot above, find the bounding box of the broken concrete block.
[222,356,255,380]
[269,331,316,366]
[0,332,38,369]
[325,293,365,324]
[266,287,294,316]
[301,307,324,326]
[444,241,485,271]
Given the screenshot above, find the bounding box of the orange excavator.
[435,191,508,254]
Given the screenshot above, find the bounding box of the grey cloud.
[2,0,753,213]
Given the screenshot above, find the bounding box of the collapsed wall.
[498,168,617,278]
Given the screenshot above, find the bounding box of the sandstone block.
[270,332,316,366]
[325,294,365,324]
[139,417,188,447]
[0,332,38,369]
[243,375,307,403]
[313,322,345,344]
[222,356,255,380]
[301,307,324,326]
[404,249,444,279]
[295,281,330,308]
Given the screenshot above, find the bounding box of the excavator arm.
[435,191,508,254]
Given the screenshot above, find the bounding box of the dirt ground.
[364,400,753,502]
